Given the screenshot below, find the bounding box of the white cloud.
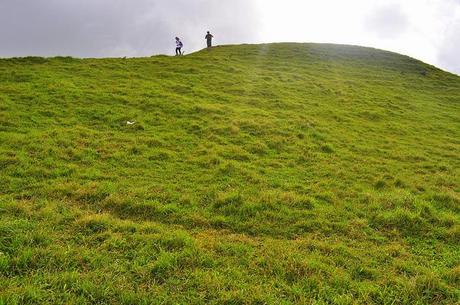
[255,0,460,74]
[0,0,458,74]
[365,4,409,39]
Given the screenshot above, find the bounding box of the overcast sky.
[0,0,459,74]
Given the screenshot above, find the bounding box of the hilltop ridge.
[1,43,459,304]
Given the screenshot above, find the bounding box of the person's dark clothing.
[205,33,213,48]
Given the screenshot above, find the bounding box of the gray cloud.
[0,0,459,75]
[438,19,460,75]
[0,0,259,58]
[365,4,409,39]
[437,0,460,75]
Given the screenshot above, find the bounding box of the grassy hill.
[0,43,459,304]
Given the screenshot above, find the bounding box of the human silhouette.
[205,31,214,48]
[175,37,183,56]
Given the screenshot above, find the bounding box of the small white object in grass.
[127,121,135,125]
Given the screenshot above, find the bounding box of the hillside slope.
[0,43,459,304]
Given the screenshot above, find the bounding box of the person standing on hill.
[205,31,214,48]
[175,37,183,56]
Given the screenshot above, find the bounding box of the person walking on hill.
[175,37,183,56]
[205,31,213,48]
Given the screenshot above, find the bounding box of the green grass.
[0,43,459,304]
